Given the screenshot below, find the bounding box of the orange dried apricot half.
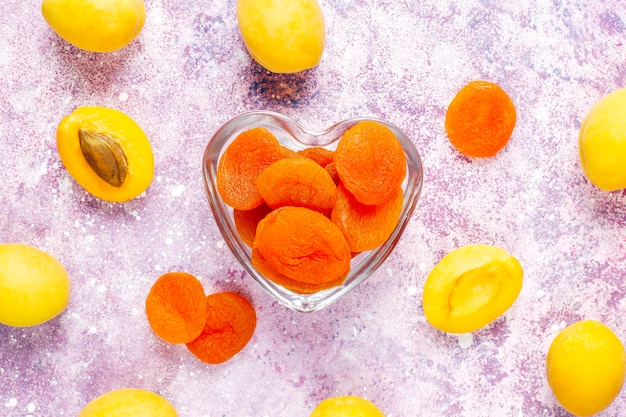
[253,206,351,287]
[186,292,256,364]
[423,244,523,333]
[145,272,207,344]
[331,184,403,252]
[334,121,406,205]
[251,248,345,294]
[445,80,516,158]
[216,127,285,210]
[233,203,273,247]
[56,106,154,202]
[255,157,337,212]
[297,146,335,167]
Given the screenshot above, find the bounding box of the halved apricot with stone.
[56,106,154,202]
[423,244,523,333]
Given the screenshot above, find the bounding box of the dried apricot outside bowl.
[56,106,154,202]
[202,111,423,313]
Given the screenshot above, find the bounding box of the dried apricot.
[297,147,335,167]
[56,106,154,202]
[233,203,273,247]
[251,248,344,294]
[255,157,337,212]
[334,121,406,205]
[186,292,256,364]
[253,206,351,287]
[445,80,516,158]
[331,184,403,252]
[423,244,523,333]
[145,272,207,344]
[324,161,340,185]
[216,127,285,210]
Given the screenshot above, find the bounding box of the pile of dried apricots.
[0,0,624,416]
[216,121,407,294]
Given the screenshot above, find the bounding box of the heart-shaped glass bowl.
[202,110,423,313]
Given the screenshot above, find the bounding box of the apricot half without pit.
[423,244,523,334]
[56,106,154,202]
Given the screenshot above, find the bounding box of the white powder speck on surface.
[408,285,418,295]
[119,92,129,102]
[96,285,107,294]
[536,289,545,298]
[171,184,186,197]
[458,333,474,349]
[216,240,225,248]
[165,238,173,245]
[5,398,17,407]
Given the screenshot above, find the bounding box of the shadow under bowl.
[202,110,424,313]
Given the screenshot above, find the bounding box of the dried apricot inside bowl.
[423,244,523,333]
[42,0,146,53]
[547,320,625,417]
[203,111,423,312]
[56,106,154,202]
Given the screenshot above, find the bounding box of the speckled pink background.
[1,1,626,416]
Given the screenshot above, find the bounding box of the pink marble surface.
[1,0,626,416]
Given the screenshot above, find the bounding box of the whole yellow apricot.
[41,0,146,53]
[236,0,325,73]
[0,244,71,327]
[422,244,523,334]
[78,388,178,417]
[310,396,386,417]
[547,320,625,416]
[57,106,154,202]
[579,87,626,191]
